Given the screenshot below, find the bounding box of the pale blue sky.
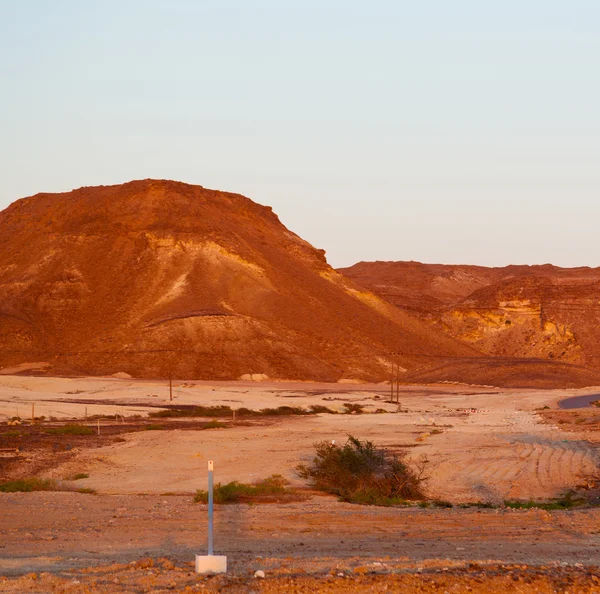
[1,1,599,268]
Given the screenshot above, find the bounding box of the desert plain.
[1,375,599,592]
[1,181,600,591]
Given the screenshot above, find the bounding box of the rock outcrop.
[340,261,600,372]
[0,180,478,380]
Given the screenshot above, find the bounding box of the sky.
[1,1,599,269]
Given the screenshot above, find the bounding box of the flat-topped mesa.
[0,180,476,381]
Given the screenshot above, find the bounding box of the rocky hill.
[0,180,480,381]
[340,261,600,373]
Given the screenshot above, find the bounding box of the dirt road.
[1,492,599,574]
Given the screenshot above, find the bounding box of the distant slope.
[340,261,600,373]
[401,357,600,389]
[0,180,478,381]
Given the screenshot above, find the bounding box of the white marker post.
[195,460,227,574]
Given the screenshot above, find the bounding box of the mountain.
[0,180,478,381]
[340,261,600,373]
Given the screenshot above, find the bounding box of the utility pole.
[169,375,173,402]
[389,351,402,404]
[390,359,395,402]
[387,352,402,406]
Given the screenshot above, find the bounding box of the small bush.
[258,406,309,416]
[143,424,164,431]
[235,406,311,417]
[150,405,233,418]
[150,405,318,418]
[203,420,227,429]
[504,492,586,511]
[0,478,57,492]
[194,474,298,504]
[0,478,98,494]
[45,424,94,435]
[297,436,426,506]
[343,403,365,414]
[235,407,255,416]
[309,405,337,414]
[65,473,89,481]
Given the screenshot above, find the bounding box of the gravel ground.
[1,492,599,591]
[1,559,599,593]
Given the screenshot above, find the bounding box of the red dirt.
[1,562,599,593]
[0,493,599,592]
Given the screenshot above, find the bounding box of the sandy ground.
[1,492,600,570]
[0,492,599,591]
[1,376,598,501]
[1,377,599,591]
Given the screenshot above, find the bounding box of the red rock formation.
[0,180,479,381]
[340,261,600,374]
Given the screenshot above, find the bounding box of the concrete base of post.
[195,555,227,574]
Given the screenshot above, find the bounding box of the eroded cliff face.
[0,180,478,380]
[341,262,600,371]
[438,298,582,366]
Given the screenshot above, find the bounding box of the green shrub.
[45,424,94,435]
[504,492,586,510]
[297,436,426,506]
[234,406,310,417]
[308,405,337,414]
[151,405,317,418]
[143,424,164,431]
[203,420,227,429]
[458,501,496,509]
[194,474,297,504]
[0,478,57,492]
[257,406,309,416]
[149,405,233,418]
[65,473,89,481]
[343,403,365,414]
